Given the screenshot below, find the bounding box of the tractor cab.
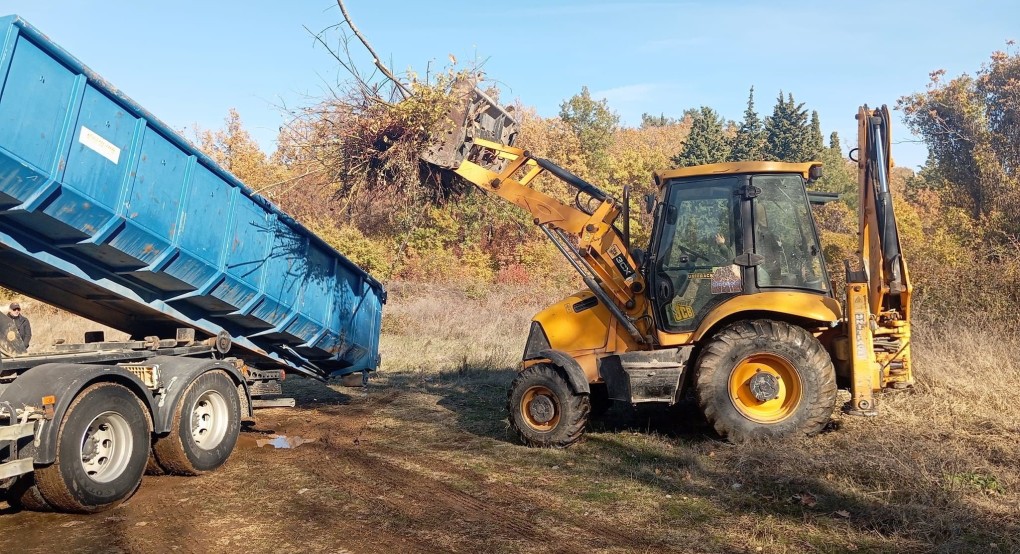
[647,162,833,336]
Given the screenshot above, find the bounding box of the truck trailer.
[0,15,385,513]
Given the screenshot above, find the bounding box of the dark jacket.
[8,314,30,348]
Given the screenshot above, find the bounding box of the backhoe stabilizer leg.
[846,282,880,416]
[880,322,913,390]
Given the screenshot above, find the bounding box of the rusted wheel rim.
[520,385,560,431]
[729,353,803,423]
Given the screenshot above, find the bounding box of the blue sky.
[4,1,1017,170]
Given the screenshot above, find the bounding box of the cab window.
[751,175,828,291]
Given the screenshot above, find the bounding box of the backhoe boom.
[845,105,914,414]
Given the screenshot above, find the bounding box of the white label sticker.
[79,126,121,164]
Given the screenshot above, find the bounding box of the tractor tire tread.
[507,364,590,448]
[696,319,836,442]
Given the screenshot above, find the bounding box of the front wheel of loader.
[695,320,836,443]
[508,364,590,448]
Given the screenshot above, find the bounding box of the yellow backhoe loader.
[424,87,912,446]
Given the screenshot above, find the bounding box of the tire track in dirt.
[272,388,661,553]
[2,386,658,553]
[238,389,435,554]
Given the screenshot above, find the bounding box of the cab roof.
[654,161,821,188]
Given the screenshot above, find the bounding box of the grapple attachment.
[422,77,518,169]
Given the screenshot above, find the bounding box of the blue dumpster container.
[0,15,384,379]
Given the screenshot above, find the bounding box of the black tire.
[6,475,53,512]
[507,364,589,448]
[35,382,150,513]
[695,320,836,443]
[153,370,240,475]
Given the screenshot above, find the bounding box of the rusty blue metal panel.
[0,15,385,379]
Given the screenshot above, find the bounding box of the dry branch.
[336,0,413,100]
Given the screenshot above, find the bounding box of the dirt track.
[5,365,1018,554]
[0,376,667,554]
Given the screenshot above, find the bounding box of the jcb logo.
[672,304,695,321]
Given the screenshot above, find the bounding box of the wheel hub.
[81,433,100,461]
[748,371,780,402]
[79,412,133,483]
[528,395,556,424]
[191,390,229,449]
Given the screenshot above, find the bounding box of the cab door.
[648,175,744,334]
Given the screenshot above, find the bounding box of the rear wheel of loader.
[695,320,836,443]
[508,364,590,447]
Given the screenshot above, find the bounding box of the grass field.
[3,283,1019,552]
[375,282,1020,552]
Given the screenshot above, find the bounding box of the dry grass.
[8,284,1019,552]
[379,281,575,374]
[376,282,1020,553]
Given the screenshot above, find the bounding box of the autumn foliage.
[196,44,1020,326]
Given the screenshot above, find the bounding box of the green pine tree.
[809,129,855,203]
[764,92,812,162]
[809,110,824,159]
[728,86,764,162]
[671,106,730,167]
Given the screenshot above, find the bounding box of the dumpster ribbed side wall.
[0,15,384,379]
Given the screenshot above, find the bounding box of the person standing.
[7,302,31,349]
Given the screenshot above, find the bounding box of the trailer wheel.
[6,475,53,512]
[695,320,836,443]
[508,364,589,448]
[34,382,150,513]
[153,370,240,475]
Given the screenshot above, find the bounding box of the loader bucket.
[422,78,518,169]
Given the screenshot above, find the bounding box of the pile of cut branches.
[285,1,478,210]
[291,76,472,205]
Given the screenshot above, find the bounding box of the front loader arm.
[452,138,651,344]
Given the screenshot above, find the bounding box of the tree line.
[198,44,1020,322]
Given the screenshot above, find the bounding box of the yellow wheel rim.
[520,385,560,432]
[728,353,802,423]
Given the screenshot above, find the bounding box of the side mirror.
[643,193,655,214]
[808,165,824,181]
